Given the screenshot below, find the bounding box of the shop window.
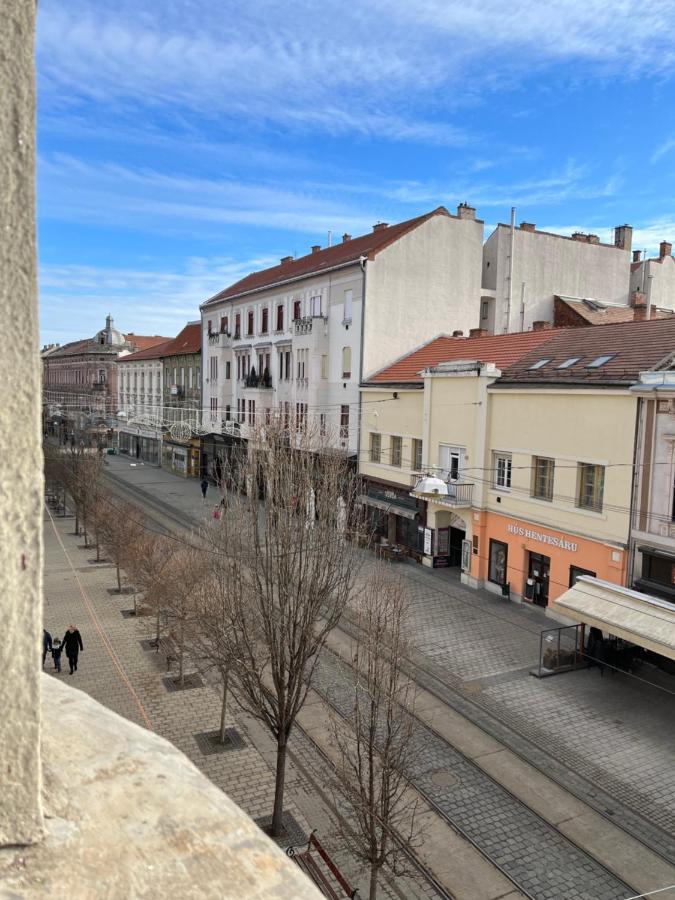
[412,438,423,471]
[569,566,596,587]
[488,539,508,586]
[641,552,675,589]
[493,452,512,490]
[577,463,604,512]
[532,456,554,501]
[390,435,402,467]
[370,432,381,463]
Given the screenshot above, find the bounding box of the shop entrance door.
[448,527,465,567]
[528,552,550,606]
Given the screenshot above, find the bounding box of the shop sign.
[506,523,577,552]
[424,528,433,556]
[461,539,471,573]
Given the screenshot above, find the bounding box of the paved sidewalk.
[103,457,675,848]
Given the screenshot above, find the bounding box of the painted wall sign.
[506,523,578,552]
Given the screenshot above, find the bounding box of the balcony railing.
[244,371,273,389]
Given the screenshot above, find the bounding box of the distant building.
[553,293,674,327]
[159,322,202,477]
[42,315,168,443]
[629,241,675,313]
[117,340,173,465]
[481,221,632,334]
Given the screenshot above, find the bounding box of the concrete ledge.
[0,676,321,900]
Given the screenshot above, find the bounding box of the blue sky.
[37,0,675,344]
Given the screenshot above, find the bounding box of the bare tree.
[330,567,421,900]
[204,417,365,836]
[162,544,207,685]
[127,530,174,631]
[98,498,144,593]
[192,568,234,744]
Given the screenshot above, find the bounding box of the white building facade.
[200,205,484,455]
[116,343,169,465]
[629,241,675,313]
[480,220,632,334]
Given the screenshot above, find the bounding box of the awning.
[358,495,418,520]
[553,576,675,661]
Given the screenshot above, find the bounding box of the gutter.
[200,259,362,311]
[356,256,367,468]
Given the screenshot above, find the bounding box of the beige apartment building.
[360,319,675,608]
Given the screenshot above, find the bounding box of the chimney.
[532,320,553,331]
[469,327,487,338]
[587,234,599,245]
[632,249,641,263]
[614,224,633,252]
[280,255,293,264]
[571,232,587,242]
[660,241,672,259]
[633,305,647,322]
[651,306,658,319]
[519,222,536,232]
[342,233,352,243]
[457,202,476,220]
[372,222,389,232]
[630,290,647,320]
[311,245,321,254]
[452,330,464,337]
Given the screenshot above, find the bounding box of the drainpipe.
[505,207,516,333]
[626,395,643,588]
[355,256,368,471]
[519,281,526,332]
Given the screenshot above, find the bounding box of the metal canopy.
[553,576,675,661]
[358,494,418,520]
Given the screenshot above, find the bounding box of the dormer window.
[587,354,614,368]
[528,358,550,370]
[557,357,580,369]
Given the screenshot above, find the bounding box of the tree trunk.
[369,864,378,900]
[155,606,161,645]
[178,617,185,686]
[133,588,138,615]
[271,734,288,836]
[116,560,121,592]
[95,529,100,562]
[219,669,230,743]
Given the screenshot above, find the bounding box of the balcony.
[91,381,106,391]
[410,473,474,508]
[244,370,272,389]
[294,315,326,335]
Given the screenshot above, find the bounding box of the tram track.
[103,469,675,898]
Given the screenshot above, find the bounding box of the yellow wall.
[485,389,636,546]
[359,388,423,485]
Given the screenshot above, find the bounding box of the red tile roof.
[159,322,201,358]
[555,296,674,326]
[498,318,675,385]
[122,340,174,362]
[202,207,456,307]
[125,334,172,351]
[367,330,557,384]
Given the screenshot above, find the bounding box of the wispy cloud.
[651,137,675,164]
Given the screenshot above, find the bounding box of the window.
[577,463,604,512]
[310,295,322,316]
[234,313,241,338]
[321,355,328,379]
[370,432,382,463]
[412,438,423,471]
[569,566,596,587]
[557,357,580,369]
[493,452,512,489]
[248,399,256,425]
[340,405,350,440]
[439,445,462,481]
[528,359,551,370]
[481,300,489,320]
[390,435,402,467]
[343,289,353,323]
[225,361,231,380]
[247,310,254,335]
[276,304,284,331]
[261,307,269,333]
[220,315,228,334]
[587,354,614,368]
[641,552,675,590]
[180,367,185,386]
[225,405,231,421]
[293,300,302,321]
[209,357,218,381]
[532,456,554,501]
[342,346,352,379]
[488,539,508,586]
[285,350,291,380]
[207,319,212,335]
[188,367,193,389]
[210,397,218,420]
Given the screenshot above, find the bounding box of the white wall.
[630,256,675,311]
[363,213,484,376]
[484,225,631,333]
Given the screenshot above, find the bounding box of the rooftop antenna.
[328,230,333,247]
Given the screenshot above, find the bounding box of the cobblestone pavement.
[312,649,632,900]
[103,458,675,853]
[42,509,439,900]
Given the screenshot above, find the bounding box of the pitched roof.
[121,340,174,362]
[555,296,674,326]
[367,330,557,385]
[159,322,201,358]
[498,318,675,386]
[202,207,456,308]
[125,334,172,352]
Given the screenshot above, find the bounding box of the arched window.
[341,347,352,379]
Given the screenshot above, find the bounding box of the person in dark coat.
[62,625,84,675]
[42,629,52,667]
[200,477,209,501]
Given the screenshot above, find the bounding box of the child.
[51,638,63,673]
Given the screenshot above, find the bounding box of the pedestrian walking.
[61,625,84,675]
[42,629,52,667]
[51,638,63,673]
[200,477,209,501]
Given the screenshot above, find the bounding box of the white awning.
[553,576,675,661]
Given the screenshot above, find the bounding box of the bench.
[155,634,178,672]
[287,830,359,899]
